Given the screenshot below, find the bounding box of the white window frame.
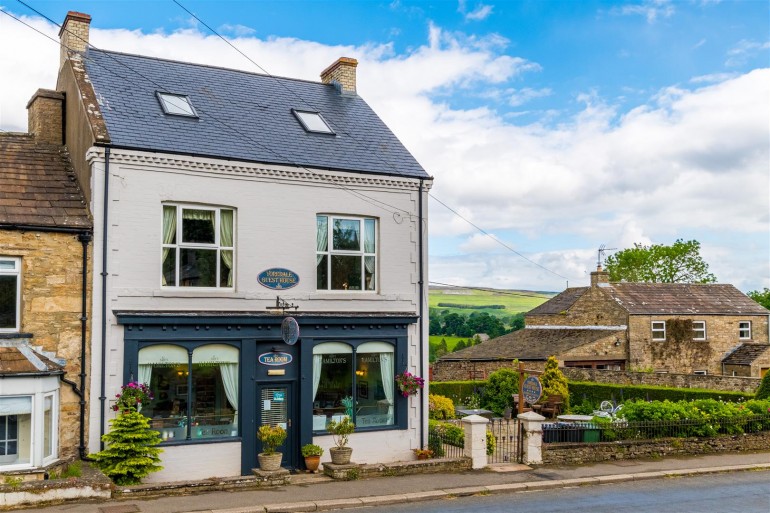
[692,321,706,341]
[0,395,34,470]
[739,321,752,340]
[316,215,377,292]
[693,370,708,376]
[42,392,57,464]
[0,257,21,332]
[156,92,198,117]
[651,321,666,341]
[161,204,235,289]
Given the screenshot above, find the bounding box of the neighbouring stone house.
[434,266,770,381]
[0,91,93,476]
[50,11,431,482]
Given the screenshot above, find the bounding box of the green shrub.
[486,430,495,455]
[428,420,464,448]
[91,410,163,485]
[258,425,287,455]
[301,444,323,457]
[541,356,569,410]
[428,394,455,420]
[429,381,485,406]
[755,372,770,400]
[481,367,519,415]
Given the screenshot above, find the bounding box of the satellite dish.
[281,317,300,345]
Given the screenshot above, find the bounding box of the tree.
[540,356,570,411]
[748,288,770,310]
[454,339,467,351]
[755,371,770,400]
[92,410,163,485]
[605,239,716,284]
[442,313,466,336]
[429,317,442,336]
[481,367,519,415]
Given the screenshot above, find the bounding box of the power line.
[170,0,573,284]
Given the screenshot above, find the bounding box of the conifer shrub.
[91,410,163,485]
[755,372,770,400]
[541,356,570,410]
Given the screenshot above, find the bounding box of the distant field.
[429,287,552,318]
[428,335,471,352]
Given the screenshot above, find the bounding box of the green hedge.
[429,381,485,406]
[568,381,752,410]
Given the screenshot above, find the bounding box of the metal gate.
[487,417,523,464]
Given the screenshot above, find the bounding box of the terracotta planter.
[258,452,283,471]
[329,446,353,465]
[304,455,321,472]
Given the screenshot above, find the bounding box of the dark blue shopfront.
[117,312,415,475]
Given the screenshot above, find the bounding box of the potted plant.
[301,443,324,472]
[395,371,425,397]
[413,448,434,460]
[257,424,287,471]
[326,416,355,465]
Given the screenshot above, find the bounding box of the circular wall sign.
[281,317,300,345]
[521,376,543,405]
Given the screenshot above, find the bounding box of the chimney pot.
[26,89,65,145]
[321,57,358,95]
[59,11,91,69]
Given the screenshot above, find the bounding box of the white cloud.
[1,9,767,292]
[218,24,256,37]
[508,87,552,107]
[611,0,675,23]
[457,1,494,22]
[725,39,770,67]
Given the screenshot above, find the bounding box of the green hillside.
[429,287,552,318]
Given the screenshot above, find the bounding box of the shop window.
[651,321,665,341]
[138,344,239,441]
[0,396,31,467]
[739,321,751,339]
[312,341,394,431]
[0,257,20,331]
[161,205,235,288]
[316,215,376,291]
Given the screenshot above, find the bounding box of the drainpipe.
[99,147,111,449]
[418,178,425,448]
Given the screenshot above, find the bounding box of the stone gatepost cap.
[459,414,490,424]
[517,411,546,421]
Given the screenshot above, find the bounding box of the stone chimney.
[590,264,610,287]
[59,11,91,69]
[321,57,358,95]
[26,89,65,145]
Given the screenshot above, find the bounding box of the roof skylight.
[293,109,334,134]
[157,92,197,117]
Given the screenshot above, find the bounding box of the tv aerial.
[597,244,617,268]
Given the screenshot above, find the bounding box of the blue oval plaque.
[258,268,299,290]
[259,352,293,366]
[522,376,543,405]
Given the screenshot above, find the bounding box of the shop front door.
[257,382,296,469]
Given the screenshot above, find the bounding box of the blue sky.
[1,0,768,292]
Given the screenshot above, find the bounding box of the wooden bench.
[539,394,564,418]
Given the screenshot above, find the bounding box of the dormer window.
[293,109,334,134]
[157,92,197,117]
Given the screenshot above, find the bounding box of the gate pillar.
[461,414,489,469]
[518,411,545,465]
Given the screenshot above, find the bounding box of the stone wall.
[628,315,770,376]
[0,230,92,460]
[543,431,770,465]
[562,367,760,393]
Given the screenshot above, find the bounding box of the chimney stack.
[590,264,610,287]
[320,57,358,95]
[26,89,65,145]
[59,11,91,69]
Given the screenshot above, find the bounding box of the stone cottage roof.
[0,134,91,230]
[82,49,429,179]
[722,343,770,366]
[0,341,65,376]
[437,327,625,362]
[527,283,768,317]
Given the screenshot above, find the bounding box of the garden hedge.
[429,381,485,406]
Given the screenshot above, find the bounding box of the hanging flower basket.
[113,381,153,413]
[395,371,425,397]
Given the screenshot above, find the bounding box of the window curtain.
[219,210,234,287]
[364,219,376,277]
[0,397,32,415]
[312,354,323,400]
[316,216,328,265]
[182,209,215,222]
[161,206,177,285]
[380,353,394,415]
[138,364,152,389]
[219,363,239,426]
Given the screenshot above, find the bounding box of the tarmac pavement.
[18,451,770,513]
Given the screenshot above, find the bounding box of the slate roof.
[722,344,770,366]
[83,49,429,179]
[606,283,769,315]
[437,327,625,361]
[0,345,64,376]
[0,134,91,230]
[526,283,768,317]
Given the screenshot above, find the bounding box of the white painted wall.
[86,149,431,476]
[141,442,241,483]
